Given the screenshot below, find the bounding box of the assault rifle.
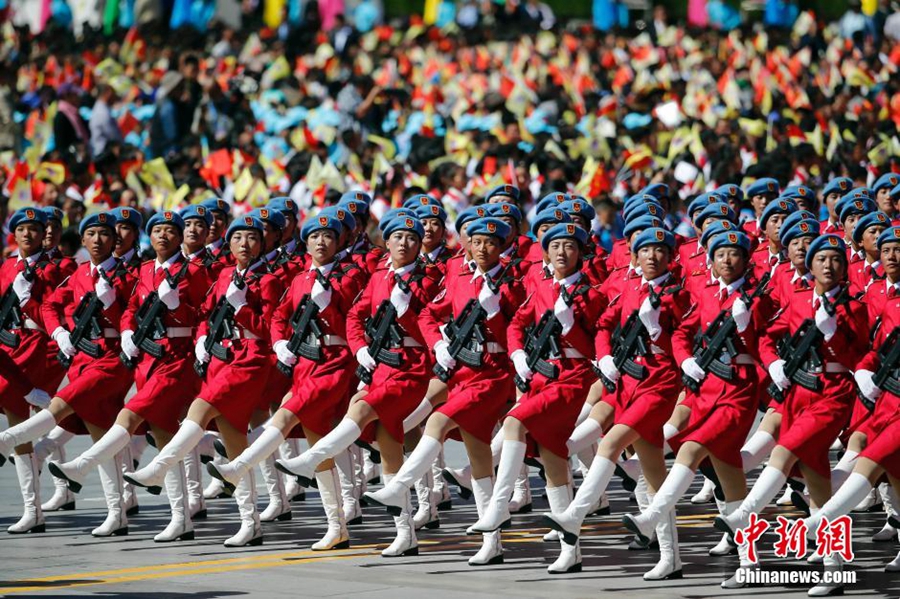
[194,270,246,377]
[276,272,333,376]
[861,327,900,411]
[58,292,103,367]
[356,301,403,385]
[0,261,35,348]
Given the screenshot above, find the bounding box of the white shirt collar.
[641,271,670,288]
[471,262,503,283]
[17,251,41,265]
[887,278,900,293]
[864,258,881,269]
[553,270,583,288]
[815,285,842,303]
[309,261,336,275]
[207,238,224,252]
[155,252,181,271]
[424,246,445,262]
[717,276,746,296]
[115,248,136,263]
[790,268,813,284]
[91,255,118,275]
[388,261,416,279]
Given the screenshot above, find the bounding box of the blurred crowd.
[0,1,898,257]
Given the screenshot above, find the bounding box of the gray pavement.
[0,432,897,598]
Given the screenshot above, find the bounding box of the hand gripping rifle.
[194,269,246,377]
[595,279,682,393]
[767,287,848,403]
[276,271,333,377]
[433,260,516,382]
[682,273,770,393]
[120,266,189,369]
[356,301,403,385]
[860,327,900,411]
[58,292,104,367]
[0,261,35,348]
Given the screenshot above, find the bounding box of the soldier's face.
[421,218,445,251]
[548,239,581,279]
[208,212,227,241]
[825,192,841,216]
[881,243,900,281]
[82,226,115,262]
[843,214,862,246]
[307,229,338,266]
[229,230,262,266]
[387,231,421,268]
[713,247,748,284]
[458,222,472,257]
[151,224,183,261]
[788,236,813,270]
[765,213,787,243]
[876,188,892,213]
[261,222,282,254]
[183,218,209,252]
[795,197,815,213]
[751,194,770,216]
[282,212,297,240]
[44,219,62,249]
[115,223,138,253]
[810,250,846,290]
[15,223,44,256]
[470,234,502,271]
[637,244,671,280]
[862,225,886,255]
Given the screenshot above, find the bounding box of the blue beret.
[109,206,143,229]
[267,196,299,217]
[821,177,854,197]
[485,202,523,222]
[379,208,417,232]
[251,207,287,231]
[624,215,664,240]
[632,227,676,253]
[455,205,490,232]
[760,198,798,230]
[716,184,744,203]
[79,211,118,235]
[805,234,847,269]
[340,191,372,206]
[849,186,872,198]
[838,197,876,223]
[320,205,356,232]
[403,194,442,210]
[695,202,736,229]
[781,220,820,247]
[624,200,665,223]
[852,211,891,244]
[746,177,780,198]
[877,226,900,249]
[179,204,214,227]
[700,219,740,247]
[146,210,185,233]
[873,173,900,192]
[892,183,900,200]
[535,192,571,214]
[466,217,511,241]
[42,206,64,223]
[782,185,816,203]
[531,207,572,236]
[559,199,596,223]
[687,193,719,217]
[382,214,425,240]
[337,197,369,219]
[541,222,589,251]
[623,193,661,214]
[640,183,669,201]
[415,203,448,224]
[300,214,343,242]
[200,197,231,217]
[9,207,49,230]
[225,215,264,241]
[781,210,818,234]
[708,230,751,259]
[486,184,520,202]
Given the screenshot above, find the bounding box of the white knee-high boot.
[126,421,205,492]
[0,411,57,464]
[543,455,616,544]
[874,484,900,542]
[184,446,207,519]
[740,430,776,473]
[49,424,131,493]
[334,448,362,525]
[623,463,695,544]
[509,464,533,513]
[7,452,45,534]
[433,447,452,510]
[643,503,682,580]
[468,476,503,566]
[224,469,262,547]
[412,467,440,530]
[275,419,361,487]
[35,427,75,511]
[155,461,194,542]
[259,453,292,522]
[547,484,582,574]
[311,467,350,550]
[804,473,873,539]
[364,436,443,513]
[717,466,787,536]
[92,453,129,537]
[470,440,526,533]
[720,500,759,588]
[380,473,418,557]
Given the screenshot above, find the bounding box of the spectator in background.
[840,0,868,39]
[89,84,123,158]
[149,71,184,158]
[53,84,90,163]
[885,1,900,40]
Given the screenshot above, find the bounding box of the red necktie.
[889,287,898,299]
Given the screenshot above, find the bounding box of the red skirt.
[438,354,514,444]
[506,359,594,458]
[56,350,133,431]
[125,349,200,433]
[0,330,47,419]
[361,348,431,443]
[258,355,293,411]
[670,364,758,468]
[777,373,854,478]
[859,417,900,479]
[198,339,272,433]
[282,348,355,437]
[857,392,900,440]
[604,357,681,448]
[841,399,872,445]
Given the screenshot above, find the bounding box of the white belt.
[103,328,120,338]
[720,353,755,365]
[166,327,193,338]
[322,335,347,346]
[650,345,665,355]
[825,363,848,374]
[23,318,43,332]
[232,329,260,340]
[471,341,504,353]
[402,337,422,348]
[561,348,585,359]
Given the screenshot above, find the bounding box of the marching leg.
[223,469,263,547]
[7,452,45,534]
[49,424,131,493]
[623,462,695,545]
[547,484,582,574]
[543,454,616,543]
[643,504,682,580]
[184,446,207,519]
[280,439,306,502]
[508,464,533,514]
[35,427,76,511]
[433,447,452,511]
[311,467,350,551]
[412,467,440,530]
[121,444,139,516]
[125,421,205,493]
[334,448,362,525]
[468,477,503,566]
[380,474,418,557]
[155,461,195,542]
[259,453,292,522]
[470,440,526,533]
[0,411,57,462]
[92,453,129,537]
[873,484,899,542]
[716,466,787,536]
[720,500,758,588]
[275,418,361,487]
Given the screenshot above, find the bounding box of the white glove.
[638,296,662,341]
[553,293,575,334]
[768,359,791,390]
[225,280,247,310]
[478,284,502,318]
[121,329,139,359]
[854,369,882,401]
[12,272,32,306]
[389,284,412,317]
[731,298,751,333]
[598,354,619,383]
[311,278,333,311]
[356,346,377,372]
[511,349,533,381]
[434,340,457,371]
[814,302,837,340]
[273,339,298,367]
[95,274,116,309]
[24,388,51,409]
[195,335,210,364]
[158,277,180,310]
[52,327,76,358]
[681,357,706,383]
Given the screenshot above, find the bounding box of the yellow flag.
[423,0,439,25]
[233,168,254,202]
[263,0,285,29]
[258,154,285,187]
[367,134,397,160]
[139,158,175,191]
[8,179,32,211]
[246,181,270,207]
[35,162,66,185]
[125,170,147,204]
[167,184,191,210]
